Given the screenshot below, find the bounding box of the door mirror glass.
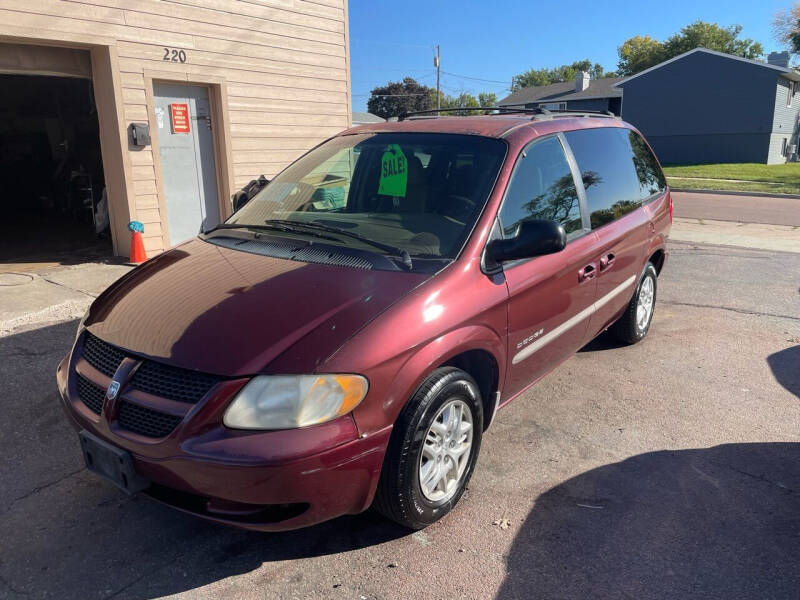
[487,219,566,264]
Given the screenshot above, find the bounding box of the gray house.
[498,72,624,115]
[616,48,800,164]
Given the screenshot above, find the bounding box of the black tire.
[611,261,658,345]
[373,367,483,529]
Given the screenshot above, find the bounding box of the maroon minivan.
[57,109,671,531]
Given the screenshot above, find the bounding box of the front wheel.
[611,262,658,344]
[373,367,483,529]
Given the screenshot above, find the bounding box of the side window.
[563,128,647,229]
[628,130,667,200]
[498,136,583,238]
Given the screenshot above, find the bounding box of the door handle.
[578,263,596,283]
[599,252,616,270]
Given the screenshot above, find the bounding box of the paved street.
[673,191,800,226]
[1,237,799,600]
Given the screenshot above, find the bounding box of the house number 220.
[163,48,187,63]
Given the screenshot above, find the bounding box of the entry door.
[154,83,221,246]
[497,135,601,398]
[561,127,658,337]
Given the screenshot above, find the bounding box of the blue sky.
[349,0,787,112]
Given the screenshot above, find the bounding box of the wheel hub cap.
[636,276,654,331]
[419,398,473,502]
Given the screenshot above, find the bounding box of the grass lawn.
[663,163,800,195]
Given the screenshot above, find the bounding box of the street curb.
[670,188,800,200]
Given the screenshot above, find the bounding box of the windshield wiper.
[266,219,413,270]
[203,222,337,241]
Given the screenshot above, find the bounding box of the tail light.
[668,192,673,223]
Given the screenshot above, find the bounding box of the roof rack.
[396,106,617,121]
[397,107,544,121]
[532,108,617,120]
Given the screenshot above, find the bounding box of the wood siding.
[0,0,351,255]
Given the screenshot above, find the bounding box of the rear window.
[629,131,667,199]
[564,127,665,229]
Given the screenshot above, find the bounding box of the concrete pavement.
[671,218,800,254]
[0,262,132,333]
[671,191,800,253]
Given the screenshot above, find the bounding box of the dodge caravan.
[57,108,671,530]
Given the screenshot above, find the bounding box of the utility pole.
[434,44,440,114]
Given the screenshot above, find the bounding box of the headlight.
[223,374,368,430]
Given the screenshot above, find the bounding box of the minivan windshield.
[227,132,507,260]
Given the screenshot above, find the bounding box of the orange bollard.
[128,221,147,264]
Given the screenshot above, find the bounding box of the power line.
[351,93,431,97]
[441,70,509,84]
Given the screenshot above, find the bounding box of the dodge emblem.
[106,380,120,401]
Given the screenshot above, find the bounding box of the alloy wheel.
[418,398,473,502]
[636,275,655,331]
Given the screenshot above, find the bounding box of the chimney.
[575,71,590,92]
[767,51,790,68]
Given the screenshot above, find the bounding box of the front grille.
[83,333,125,377]
[131,360,220,404]
[117,400,183,438]
[77,374,105,415]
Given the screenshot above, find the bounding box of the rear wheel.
[611,262,658,344]
[373,367,483,529]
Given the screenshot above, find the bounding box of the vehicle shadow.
[0,320,408,600]
[767,345,800,399]
[496,442,800,600]
[578,329,628,353]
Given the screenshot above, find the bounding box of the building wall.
[768,78,800,164]
[565,98,613,114]
[639,133,772,165]
[520,97,615,114]
[0,0,351,256]
[619,51,778,164]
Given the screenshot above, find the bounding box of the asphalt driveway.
[1,240,799,600]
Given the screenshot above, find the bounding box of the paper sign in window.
[170,103,190,133]
[378,144,407,197]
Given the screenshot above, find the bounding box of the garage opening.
[0,70,110,267]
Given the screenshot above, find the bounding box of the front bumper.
[57,353,391,531]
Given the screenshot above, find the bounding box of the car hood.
[86,238,429,376]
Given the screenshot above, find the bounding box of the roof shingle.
[498,76,625,106]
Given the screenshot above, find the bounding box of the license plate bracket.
[78,430,149,494]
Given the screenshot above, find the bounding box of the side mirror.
[486,219,566,264]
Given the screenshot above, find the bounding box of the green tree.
[512,60,607,90]
[438,92,482,114]
[478,92,498,107]
[367,77,435,119]
[663,21,763,59]
[617,21,764,76]
[617,35,665,76]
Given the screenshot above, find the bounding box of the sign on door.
[170,103,190,133]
